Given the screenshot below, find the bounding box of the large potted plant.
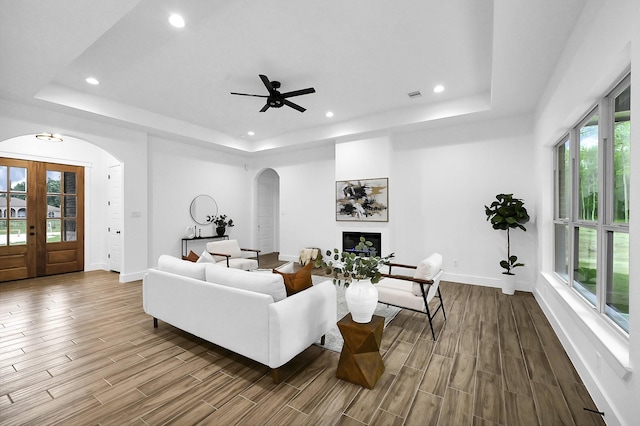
[484,194,530,295]
[317,237,394,323]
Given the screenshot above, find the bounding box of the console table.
[181,235,228,257]
[336,313,385,389]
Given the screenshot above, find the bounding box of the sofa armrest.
[267,280,337,368]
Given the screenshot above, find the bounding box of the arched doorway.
[0,134,121,281]
[256,168,280,255]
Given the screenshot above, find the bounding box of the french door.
[0,158,84,282]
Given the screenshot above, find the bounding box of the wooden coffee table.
[336,313,385,389]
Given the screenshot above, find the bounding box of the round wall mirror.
[190,195,218,225]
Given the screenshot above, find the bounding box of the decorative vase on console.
[211,214,234,237]
[317,237,394,323]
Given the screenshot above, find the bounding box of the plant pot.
[502,273,516,295]
[345,279,378,323]
[216,226,226,237]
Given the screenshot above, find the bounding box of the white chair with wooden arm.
[376,253,446,340]
[206,239,261,271]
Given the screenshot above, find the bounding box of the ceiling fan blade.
[230,92,268,98]
[281,87,316,98]
[259,103,270,112]
[259,74,276,94]
[283,99,306,113]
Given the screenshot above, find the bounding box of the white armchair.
[376,253,446,340]
[206,239,260,270]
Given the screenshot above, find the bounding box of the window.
[553,74,630,333]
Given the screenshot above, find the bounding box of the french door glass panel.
[46,170,77,242]
[0,165,28,246]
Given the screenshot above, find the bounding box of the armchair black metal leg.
[438,287,447,320]
[424,303,436,340]
[153,317,158,328]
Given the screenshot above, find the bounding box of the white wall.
[391,115,537,290]
[253,143,336,261]
[254,123,537,293]
[147,135,252,265]
[533,0,638,424]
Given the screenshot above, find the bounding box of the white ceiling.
[0,0,587,152]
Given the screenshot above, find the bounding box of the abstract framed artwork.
[336,178,388,222]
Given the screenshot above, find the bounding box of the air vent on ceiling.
[407,90,422,99]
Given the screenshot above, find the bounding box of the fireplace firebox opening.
[342,232,382,256]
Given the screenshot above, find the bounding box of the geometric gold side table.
[336,313,385,389]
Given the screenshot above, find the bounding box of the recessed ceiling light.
[247,131,255,136]
[325,111,334,118]
[433,85,445,93]
[35,133,63,142]
[85,77,100,85]
[169,14,185,28]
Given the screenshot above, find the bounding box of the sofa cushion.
[273,261,313,296]
[158,254,207,280]
[182,250,200,262]
[205,264,287,302]
[412,253,443,296]
[206,240,242,262]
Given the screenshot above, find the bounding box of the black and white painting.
[336,178,388,222]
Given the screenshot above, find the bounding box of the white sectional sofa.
[142,255,337,383]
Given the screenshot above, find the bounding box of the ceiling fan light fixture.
[247,131,255,136]
[433,84,445,93]
[325,111,334,118]
[35,133,64,142]
[169,14,185,28]
[85,77,100,85]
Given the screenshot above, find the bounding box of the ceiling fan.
[231,74,316,113]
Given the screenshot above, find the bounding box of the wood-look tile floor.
[0,269,605,425]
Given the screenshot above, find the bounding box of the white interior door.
[107,164,122,272]
[257,169,279,255]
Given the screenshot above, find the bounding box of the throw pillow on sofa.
[273,261,313,296]
[182,250,200,262]
[196,250,217,264]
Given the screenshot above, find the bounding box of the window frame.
[553,72,630,336]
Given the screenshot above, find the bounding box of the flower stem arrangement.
[212,214,234,228]
[484,193,530,275]
[317,237,395,286]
